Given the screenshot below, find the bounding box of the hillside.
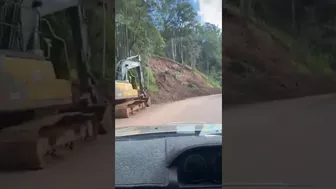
[145,57,221,104]
[222,9,336,106]
[144,8,336,106]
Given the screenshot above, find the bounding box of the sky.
[195,0,222,29]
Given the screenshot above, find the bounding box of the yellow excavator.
[0,0,113,170]
[115,55,151,118]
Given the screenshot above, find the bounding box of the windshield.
[115,0,222,132]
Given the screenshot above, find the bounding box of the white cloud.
[198,0,222,29]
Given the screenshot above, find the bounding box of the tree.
[115,0,222,84]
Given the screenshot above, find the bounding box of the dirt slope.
[147,57,221,104]
[222,10,336,105]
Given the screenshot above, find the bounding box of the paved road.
[222,94,336,188]
[0,94,222,189]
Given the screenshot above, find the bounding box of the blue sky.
[148,0,222,30]
[192,0,222,29]
[187,0,201,21]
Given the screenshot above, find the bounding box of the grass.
[175,71,181,79]
[209,78,222,88]
[188,83,198,89]
[291,60,311,74]
[193,69,222,88]
[144,67,159,93]
[305,53,334,74]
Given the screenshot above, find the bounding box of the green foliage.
[305,53,334,74]
[144,67,159,93]
[115,0,165,61]
[227,0,336,74]
[188,83,198,89]
[175,71,181,79]
[193,70,220,88]
[116,0,222,86]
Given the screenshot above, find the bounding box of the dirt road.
[2,93,336,188]
[116,94,222,127]
[0,94,222,189]
[223,94,336,187]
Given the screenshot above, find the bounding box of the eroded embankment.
[146,56,221,104]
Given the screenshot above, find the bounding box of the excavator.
[115,55,151,118]
[0,0,115,170]
[0,0,151,170]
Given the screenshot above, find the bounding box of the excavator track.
[115,98,151,118]
[0,112,99,170]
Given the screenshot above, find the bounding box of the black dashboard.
[172,146,222,186]
[115,135,222,189]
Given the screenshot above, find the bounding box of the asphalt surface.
[0,94,222,189]
[222,94,336,188]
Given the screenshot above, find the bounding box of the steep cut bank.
[222,9,336,106]
[146,56,221,104]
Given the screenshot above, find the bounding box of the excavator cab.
[0,1,74,113]
[115,55,147,97]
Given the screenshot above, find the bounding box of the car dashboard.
[115,135,222,189]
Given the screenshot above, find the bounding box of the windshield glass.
[115,0,222,134]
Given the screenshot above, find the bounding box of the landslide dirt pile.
[147,56,221,104]
[222,10,336,105]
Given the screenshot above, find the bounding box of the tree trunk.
[248,0,254,16]
[125,26,129,57]
[180,36,184,64]
[172,30,176,61]
[240,0,249,18]
[240,0,245,16]
[171,38,175,61]
[206,56,209,75]
[291,0,296,30]
[102,2,106,77]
